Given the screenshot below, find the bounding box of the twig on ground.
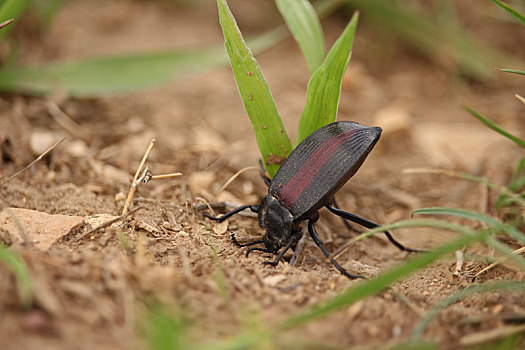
[149,172,183,181]
[0,138,65,187]
[459,324,525,347]
[454,250,465,276]
[475,246,525,278]
[75,206,144,242]
[122,139,155,215]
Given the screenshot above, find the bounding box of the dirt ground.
[1,0,524,349]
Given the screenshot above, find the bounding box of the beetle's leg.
[246,247,276,257]
[325,204,425,253]
[262,232,302,267]
[231,233,263,248]
[331,196,361,234]
[308,218,364,279]
[204,204,259,222]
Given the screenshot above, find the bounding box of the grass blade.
[142,304,187,350]
[412,207,525,245]
[340,218,480,246]
[0,49,226,96]
[491,0,525,26]
[410,281,525,341]
[217,0,292,177]
[499,68,525,76]
[297,12,358,143]
[0,246,32,308]
[0,25,287,98]
[464,107,525,149]
[281,232,485,329]
[276,0,325,74]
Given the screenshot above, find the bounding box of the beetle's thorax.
[258,194,294,252]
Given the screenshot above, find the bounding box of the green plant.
[0,245,32,309]
[218,0,358,176]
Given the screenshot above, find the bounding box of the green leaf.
[217,0,292,177]
[0,25,287,97]
[0,246,32,308]
[0,0,30,40]
[465,107,525,149]
[499,68,525,76]
[281,231,485,329]
[276,0,325,74]
[0,49,226,96]
[297,11,358,143]
[491,0,525,26]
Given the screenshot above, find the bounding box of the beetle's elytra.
[205,121,422,279]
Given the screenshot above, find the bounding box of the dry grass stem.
[47,102,88,139]
[150,172,183,180]
[475,246,525,277]
[459,324,525,347]
[216,166,262,197]
[453,250,465,276]
[0,137,65,186]
[75,206,144,242]
[122,139,156,215]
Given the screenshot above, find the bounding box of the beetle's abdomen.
[270,121,381,220]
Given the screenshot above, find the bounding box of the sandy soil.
[0,1,524,349]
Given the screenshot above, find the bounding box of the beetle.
[205,121,422,279]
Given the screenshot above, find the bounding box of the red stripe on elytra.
[278,129,357,208]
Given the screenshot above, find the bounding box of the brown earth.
[0,1,524,349]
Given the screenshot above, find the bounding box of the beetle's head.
[258,195,294,252]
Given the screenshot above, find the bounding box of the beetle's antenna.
[246,247,276,257]
[204,204,259,222]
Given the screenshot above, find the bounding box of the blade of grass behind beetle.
[297,12,358,144]
[217,0,292,177]
[465,107,525,149]
[276,0,325,74]
[491,0,525,26]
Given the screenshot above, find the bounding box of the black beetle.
[205,121,421,279]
